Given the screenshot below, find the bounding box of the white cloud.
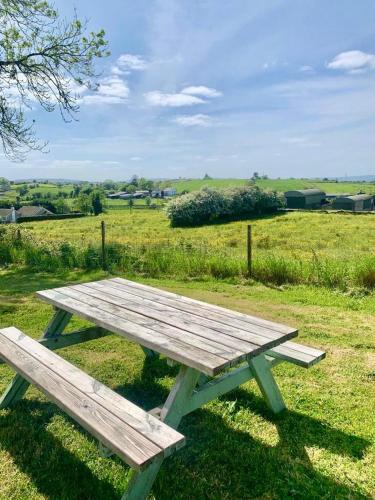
[81,76,129,105]
[327,50,375,73]
[144,91,205,107]
[173,114,214,127]
[181,86,222,98]
[117,54,148,72]
[130,156,142,161]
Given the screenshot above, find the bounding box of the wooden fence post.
[247,224,252,276]
[101,221,106,270]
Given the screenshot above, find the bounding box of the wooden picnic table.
[0,278,325,499]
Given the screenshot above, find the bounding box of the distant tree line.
[102,175,155,193]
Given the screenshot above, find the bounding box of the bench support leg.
[122,365,200,500]
[0,309,72,409]
[141,346,158,359]
[248,353,286,414]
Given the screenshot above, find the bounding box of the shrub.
[166,186,284,227]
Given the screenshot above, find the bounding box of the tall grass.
[2,225,375,290]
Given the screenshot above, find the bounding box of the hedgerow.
[166,186,284,227]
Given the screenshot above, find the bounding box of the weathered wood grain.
[80,281,290,349]
[36,289,230,376]
[268,341,326,367]
[36,276,301,375]
[0,327,185,469]
[58,285,251,361]
[111,278,297,336]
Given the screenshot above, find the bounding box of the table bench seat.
[0,327,185,470]
[267,341,326,368]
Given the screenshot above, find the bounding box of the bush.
[166,186,284,227]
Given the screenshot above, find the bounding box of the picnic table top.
[36,278,298,376]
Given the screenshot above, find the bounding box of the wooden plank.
[0,328,165,469]
[0,308,74,408]
[248,354,286,414]
[0,327,184,456]
[80,281,289,351]
[0,327,110,365]
[183,364,254,415]
[124,365,200,500]
[113,277,288,332]
[36,289,230,376]
[73,283,269,354]
[43,309,72,338]
[268,341,326,368]
[41,327,111,350]
[53,286,248,363]
[107,278,298,342]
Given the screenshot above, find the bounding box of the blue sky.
[2,0,375,181]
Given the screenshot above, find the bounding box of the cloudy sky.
[2,0,375,181]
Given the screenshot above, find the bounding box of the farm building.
[151,188,177,198]
[325,193,350,200]
[1,206,54,223]
[284,189,326,209]
[0,208,13,223]
[16,206,54,218]
[332,194,374,212]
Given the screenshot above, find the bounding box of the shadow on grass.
[0,400,121,499]
[0,356,370,499]
[116,357,370,499]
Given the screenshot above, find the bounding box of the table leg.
[141,346,159,359]
[0,309,72,409]
[123,365,200,500]
[248,353,286,414]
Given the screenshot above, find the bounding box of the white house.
[0,207,17,223]
[151,188,177,198]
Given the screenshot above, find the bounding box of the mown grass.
[3,210,375,290]
[0,268,373,499]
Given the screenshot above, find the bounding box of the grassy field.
[19,209,375,255]
[2,178,374,201]
[0,267,373,498]
[9,208,375,289]
[169,177,375,195]
[0,183,75,202]
[1,192,375,497]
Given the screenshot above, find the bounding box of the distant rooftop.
[284,189,325,196]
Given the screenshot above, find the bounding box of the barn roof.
[336,194,373,202]
[284,189,325,197]
[16,206,53,217]
[0,209,11,217]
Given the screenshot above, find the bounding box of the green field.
[0,268,374,498]
[169,177,375,195]
[18,208,375,255]
[1,192,375,498]
[2,178,373,202]
[9,208,375,289]
[0,183,75,201]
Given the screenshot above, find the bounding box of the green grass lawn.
[0,267,374,498]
